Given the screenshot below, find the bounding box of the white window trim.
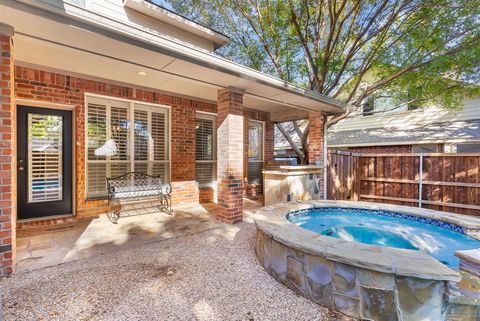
[195,111,217,188]
[84,93,172,199]
[248,119,265,163]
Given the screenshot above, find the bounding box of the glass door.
[17,106,72,219]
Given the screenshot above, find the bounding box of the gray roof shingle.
[328,119,480,146]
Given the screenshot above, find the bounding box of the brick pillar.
[169,99,198,205]
[217,88,244,224]
[0,23,15,276]
[264,120,275,163]
[308,112,326,197]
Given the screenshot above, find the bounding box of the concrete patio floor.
[16,202,224,273]
[1,198,352,321]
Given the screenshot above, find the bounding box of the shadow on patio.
[16,198,264,273]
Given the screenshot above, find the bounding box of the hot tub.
[254,201,480,320]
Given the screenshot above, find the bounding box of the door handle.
[18,158,25,171]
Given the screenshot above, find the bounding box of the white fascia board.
[123,0,229,49]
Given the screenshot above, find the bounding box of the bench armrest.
[161,183,172,195]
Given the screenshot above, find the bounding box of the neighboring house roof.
[328,98,480,147]
[274,99,480,150]
[328,119,480,147]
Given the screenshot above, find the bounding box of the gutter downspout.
[323,104,354,200]
[323,119,328,200]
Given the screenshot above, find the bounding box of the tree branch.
[277,122,306,163]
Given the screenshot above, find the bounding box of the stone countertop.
[263,165,324,176]
[254,200,468,282]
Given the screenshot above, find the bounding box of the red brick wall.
[216,89,244,223]
[199,108,271,203]
[199,187,214,203]
[264,120,275,162]
[242,109,274,196]
[346,145,413,153]
[0,27,15,276]
[14,66,216,218]
[308,112,326,197]
[308,112,326,164]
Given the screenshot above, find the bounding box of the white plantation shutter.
[87,163,106,198]
[152,112,167,161]
[86,101,108,198]
[132,105,169,182]
[28,114,63,203]
[87,103,107,161]
[110,106,129,161]
[86,97,170,199]
[195,113,216,187]
[150,111,169,181]
[134,110,148,161]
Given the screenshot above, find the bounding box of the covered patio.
[15,199,257,273]
[0,0,345,275]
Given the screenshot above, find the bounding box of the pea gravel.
[1,221,353,321]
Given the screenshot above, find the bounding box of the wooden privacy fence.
[327,151,480,216]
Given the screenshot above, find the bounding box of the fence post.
[418,153,423,208]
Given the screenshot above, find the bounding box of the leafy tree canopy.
[157,0,480,163]
[158,0,480,111]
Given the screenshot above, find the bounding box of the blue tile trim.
[287,207,466,234]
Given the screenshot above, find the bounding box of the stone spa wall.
[254,201,480,321]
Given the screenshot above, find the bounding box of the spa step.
[456,249,480,278]
[445,272,480,320]
[447,271,480,303]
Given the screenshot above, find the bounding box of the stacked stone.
[456,249,480,278]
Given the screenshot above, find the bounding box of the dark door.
[17,106,73,219]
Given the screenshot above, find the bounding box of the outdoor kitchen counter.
[263,165,324,206]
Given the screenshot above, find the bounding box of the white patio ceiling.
[1,0,346,121]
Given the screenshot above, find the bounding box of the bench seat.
[106,172,172,223]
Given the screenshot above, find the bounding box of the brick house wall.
[0,26,16,276]
[14,65,217,218]
[14,65,271,219]
[242,109,274,196]
[308,112,326,198]
[216,89,244,223]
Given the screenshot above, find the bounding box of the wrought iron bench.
[106,172,173,223]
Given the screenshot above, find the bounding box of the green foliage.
[159,0,480,109]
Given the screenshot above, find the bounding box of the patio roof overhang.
[1,0,346,121]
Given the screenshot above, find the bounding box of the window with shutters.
[86,96,170,199]
[248,120,264,185]
[195,113,216,188]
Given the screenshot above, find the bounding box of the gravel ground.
[1,220,353,321]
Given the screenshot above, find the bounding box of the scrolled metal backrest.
[107,172,162,196]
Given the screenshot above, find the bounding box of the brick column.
[308,112,326,197]
[217,88,244,224]
[0,23,15,276]
[264,120,275,163]
[308,112,326,164]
